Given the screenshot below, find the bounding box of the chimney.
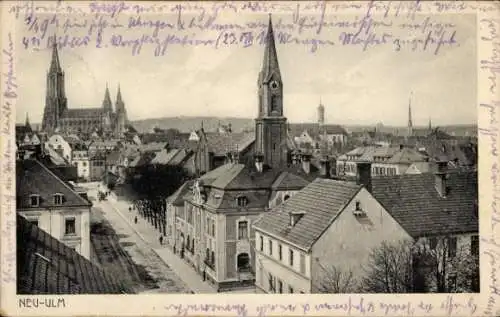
[254,152,264,173]
[301,152,312,174]
[435,160,448,197]
[356,162,372,193]
[319,157,330,178]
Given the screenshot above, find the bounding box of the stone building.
[41,40,128,137]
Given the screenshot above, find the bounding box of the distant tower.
[102,83,113,113]
[428,117,432,131]
[255,14,287,170]
[317,98,325,126]
[115,84,128,136]
[42,38,67,132]
[25,112,31,131]
[407,92,413,137]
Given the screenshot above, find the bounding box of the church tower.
[318,99,325,126]
[407,92,413,137]
[42,39,67,132]
[102,83,113,113]
[115,84,128,136]
[255,15,287,170]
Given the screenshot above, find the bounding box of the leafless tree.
[315,265,358,293]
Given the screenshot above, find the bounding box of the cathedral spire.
[407,91,413,137]
[428,116,432,131]
[260,14,281,83]
[50,36,62,73]
[103,83,112,112]
[25,112,31,130]
[117,83,123,103]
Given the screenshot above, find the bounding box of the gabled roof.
[387,147,427,164]
[271,171,311,190]
[204,132,255,156]
[139,142,168,153]
[17,215,133,294]
[167,180,195,206]
[405,162,436,174]
[150,149,180,165]
[253,178,362,251]
[371,172,478,237]
[289,123,348,139]
[16,159,91,209]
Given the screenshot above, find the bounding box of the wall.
[19,207,91,259]
[311,188,412,292]
[254,230,311,293]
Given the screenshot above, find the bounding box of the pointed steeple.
[50,36,62,73]
[407,91,413,137]
[102,83,112,112]
[25,112,31,130]
[116,83,123,103]
[260,14,281,83]
[428,117,432,131]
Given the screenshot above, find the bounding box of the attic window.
[53,193,64,205]
[290,211,305,227]
[237,196,248,207]
[214,193,222,199]
[353,201,366,217]
[30,194,40,207]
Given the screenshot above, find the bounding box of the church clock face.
[270,80,279,90]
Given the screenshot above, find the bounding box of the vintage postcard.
[1,0,499,316]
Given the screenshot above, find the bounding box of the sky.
[14,4,477,127]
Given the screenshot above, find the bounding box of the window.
[65,218,76,235]
[211,222,215,237]
[355,201,361,211]
[471,235,479,255]
[289,249,294,266]
[429,238,438,250]
[289,286,294,293]
[237,253,251,272]
[237,196,248,207]
[283,194,290,201]
[211,251,215,266]
[278,244,282,260]
[278,279,283,293]
[30,195,40,207]
[300,254,305,274]
[238,221,248,240]
[268,274,275,293]
[260,236,264,251]
[447,237,457,258]
[53,193,64,205]
[269,240,273,255]
[29,219,39,227]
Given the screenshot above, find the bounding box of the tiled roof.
[44,146,69,166]
[289,123,347,138]
[406,162,436,174]
[139,142,168,153]
[129,152,155,167]
[150,149,180,165]
[271,171,311,190]
[16,160,91,209]
[205,132,255,156]
[17,215,133,294]
[105,150,121,165]
[253,178,362,250]
[371,172,478,237]
[167,180,195,206]
[387,147,427,164]
[62,108,105,118]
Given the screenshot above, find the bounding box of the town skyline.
[16,12,476,127]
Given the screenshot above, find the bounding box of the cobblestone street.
[87,185,190,294]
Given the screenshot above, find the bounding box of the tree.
[315,265,358,293]
[361,240,415,293]
[131,164,192,200]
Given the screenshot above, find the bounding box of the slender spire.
[260,14,281,82]
[116,83,123,103]
[408,91,413,136]
[25,112,31,130]
[428,117,432,130]
[50,35,62,73]
[102,83,112,112]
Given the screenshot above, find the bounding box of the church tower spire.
[255,14,287,170]
[25,112,32,131]
[407,91,413,137]
[42,37,67,132]
[115,83,128,137]
[102,83,112,112]
[428,117,432,131]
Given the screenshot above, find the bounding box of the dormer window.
[290,211,305,227]
[237,196,248,207]
[53,193,64,205]
[30,194,40,207]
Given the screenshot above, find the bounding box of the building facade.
[41,40,128,137]
[16,159,92,259]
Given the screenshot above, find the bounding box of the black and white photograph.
[3,0,497,316]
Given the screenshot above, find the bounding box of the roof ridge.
[33,159,91,206]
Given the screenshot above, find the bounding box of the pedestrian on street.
[134,216,138,224]
[159,235,163,245]
[129,206,132,212]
